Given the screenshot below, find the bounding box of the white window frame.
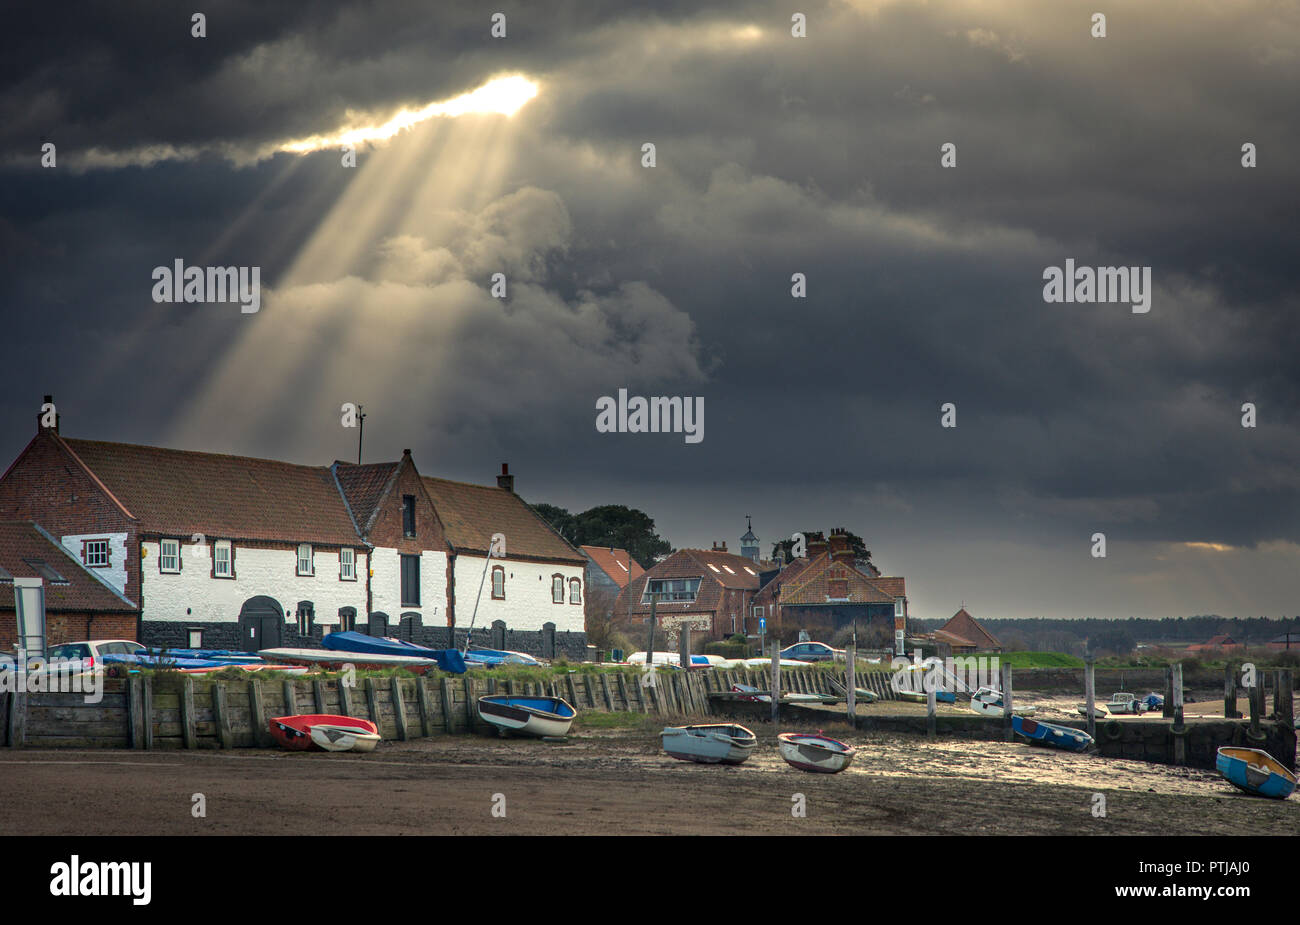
[491,566,505,600]
[340,547,356,581]
[187,629,203,648]
[214,540,233,578]
[160,538,181,573]
[83,539,109,568]
[895,598,905,618]
[552,575,565,603]
[297,544,314,576]
[569,578,581,604]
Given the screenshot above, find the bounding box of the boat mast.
[462,537,498,655]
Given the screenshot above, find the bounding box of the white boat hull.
[661,725,757,764]
[777,735,855,773]
[477,696,577,737]
[309,725,381,752]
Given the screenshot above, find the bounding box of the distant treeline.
[909,615,1300,656]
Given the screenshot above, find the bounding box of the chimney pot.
[497,463,515,493]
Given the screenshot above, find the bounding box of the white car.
[44,639,146,671]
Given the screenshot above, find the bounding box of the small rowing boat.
[731,683,823,704]
[777,732,856,773]
[268,714,381,753]
[1076,702,1109,718]
[661,724,757,764]
[969,686,1036,717]
[1215,747,1297,799]
[477,695,577,737]
[1011,716,1094,752]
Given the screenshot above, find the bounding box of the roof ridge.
[64,436,341,473]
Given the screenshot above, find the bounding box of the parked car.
[44,639,146,671]
[780,641,845,663]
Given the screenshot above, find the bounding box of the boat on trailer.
[661,724,757,765]
[1215,747,1297,799]
[777,732,856,773]
[477,695,577,737]
[1011,716,1094,752]
[268,714,381,753]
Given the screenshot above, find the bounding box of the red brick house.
[752,529,908,644]
[938,608,1002,653]
[0,521,138,652]
[614,542,762,643]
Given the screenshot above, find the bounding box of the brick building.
[613,542,762,643]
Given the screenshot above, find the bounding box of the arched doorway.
[239,596,284,653]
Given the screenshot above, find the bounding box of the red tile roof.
[421,477,585,564]
[333,462,399,534]
[580,546,645,588]
[941,608,1001,650]
[933,628,977,648]
[0,522,137,613]
[618,548,762,619]
[62,437,361,545]
[780,554,896,605]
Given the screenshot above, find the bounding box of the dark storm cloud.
[1,0,1297,619]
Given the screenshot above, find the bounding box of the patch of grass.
[996,651,1085,668]
[572,711,645,729]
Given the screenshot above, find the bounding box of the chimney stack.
[711,540,727,552]
[806,531,829,559]
[828,527,854,564]
[497,463,514,493]
[38,394,59,435]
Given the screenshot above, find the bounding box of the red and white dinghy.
[777,731,856,773]
[269,714,381,753]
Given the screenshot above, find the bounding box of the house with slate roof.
[0,401,587,653]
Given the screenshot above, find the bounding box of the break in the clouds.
[1,0,1298,620]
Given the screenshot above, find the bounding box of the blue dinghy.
[101,653,233,670]
[1216,747,1297,799]
[322,631,466,674]
[477,695,576,737]
[1011,716,1094,752]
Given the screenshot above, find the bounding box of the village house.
[752,529,907,644]
[579,545,644,626]
[0,521,139,652]
[614,541,762,643]
[934,608,1002,654]
[0,401,587,655]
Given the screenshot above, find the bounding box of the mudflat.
[2,725,1295,835]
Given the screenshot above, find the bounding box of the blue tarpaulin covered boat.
[321,631,467,674]
[1011,715,1094,752]
[1216,747,1297,799]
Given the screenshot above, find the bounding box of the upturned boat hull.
[661,724,757,764]
[477,695,577,737]
[1216,747,1297,799]
[777,733,856,773]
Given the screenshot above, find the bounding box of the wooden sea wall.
[0,666,853,749]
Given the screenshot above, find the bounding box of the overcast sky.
[2,0,1297,621]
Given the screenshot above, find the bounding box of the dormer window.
[82,539,109,568]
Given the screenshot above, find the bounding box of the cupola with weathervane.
[740,515,760,563]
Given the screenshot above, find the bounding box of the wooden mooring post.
[1224,663,1240,718]
[1249,679,1264,738]
[1277,670,1294,729]
[1084,658,1097,739]
[770,639,780,724]
[679,625,690,672]
[846,643,857,723]
[1001,663,1014,742]
[1163,667,1174,719]
[1171,663,1186,766]
[926,686,937,739]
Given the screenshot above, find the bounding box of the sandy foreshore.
[2,721,1295,835]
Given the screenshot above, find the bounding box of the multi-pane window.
[894,598,905,618]
[340,548,356,581]
[491,566,505,599]
[400,554,420,606]
[402,495,416,537]
[297,544,313,575]
[160,538,180,573]
[642,577,701,603]
[82,539,109,568]
[552,575,565,603]
[214,540,233,578]
[569,578,581,604]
